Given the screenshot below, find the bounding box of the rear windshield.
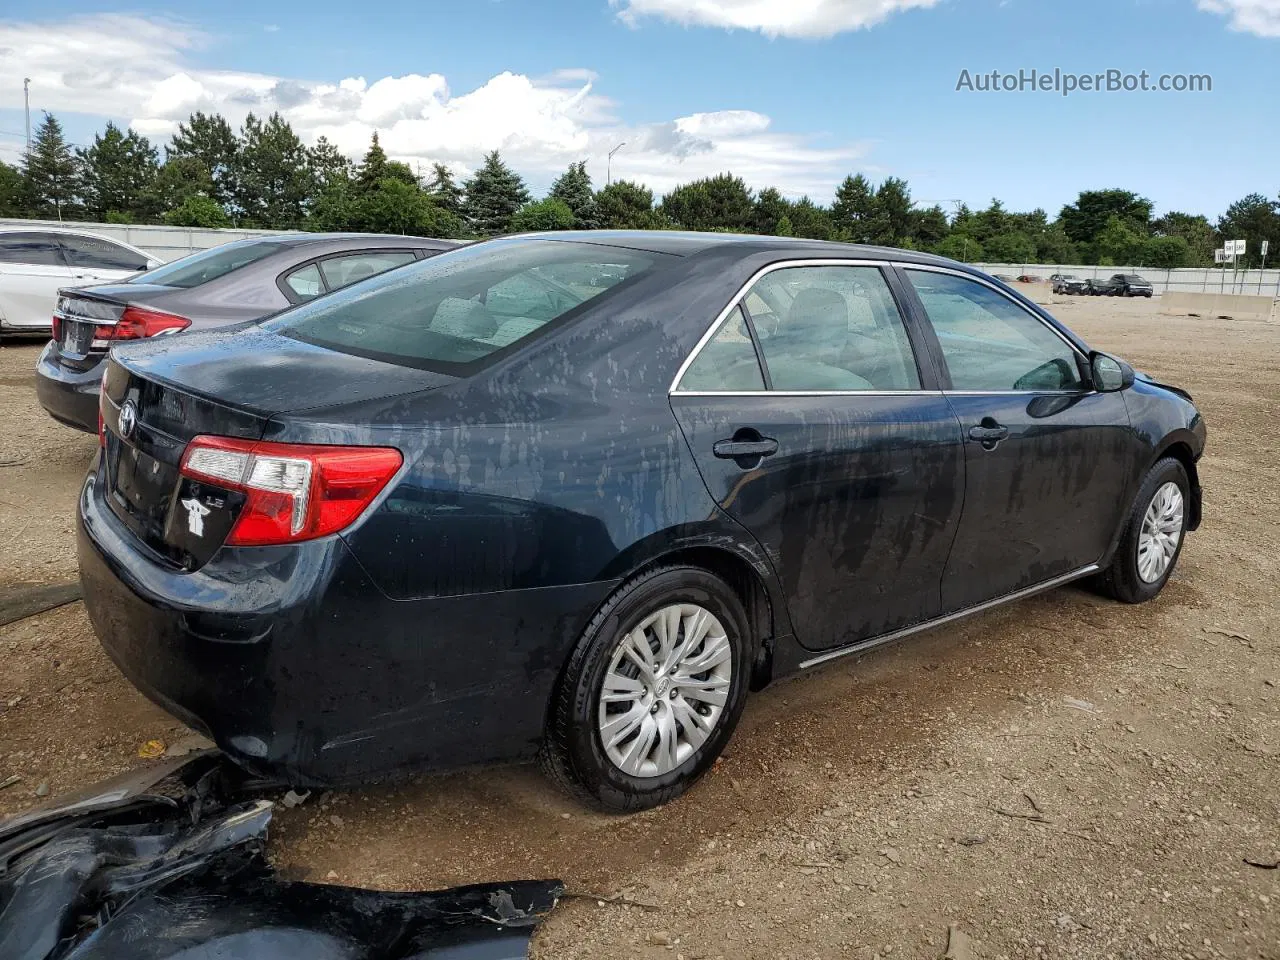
[132,239,282,288]
[264,238,665,371]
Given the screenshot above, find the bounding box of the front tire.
[1094,458,1190,604]
[540,565,752,812]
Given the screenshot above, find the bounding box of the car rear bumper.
[77,460,615,786]
[36,342,102,433]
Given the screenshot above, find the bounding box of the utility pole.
[23,78,31,154]
[607,142,626,185]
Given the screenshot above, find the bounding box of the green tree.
[659,173,753,232]
[167,112,239,209]
[355,177,462,237]
[594,180,659,229]
[1060,189,1153,245]
[913,205,950,249]
[355,133,416,190]
[935,234,983,262]
[1142,235,1190,269]
[830,174,879,242]
[983,231,1038,264]
[77,122,159,221]
[0,161,22,216]
[874,177,915,245]
[510,197,575,232]
[164,194,231,228]
[424,163,464,216]
[788,197,834,240]
[22,113,80,219]
[233,112,315,228]
[150,156,217,216]
[752,187,792,235]
[774,214,794,237]
[1093,214,1149,266]
[308,136,351,192]
[462,151,531,235]
[548,161,598,228]
[1216,193,1280,269]
[1151,211,1217,266]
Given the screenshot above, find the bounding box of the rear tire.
[540,565,752,812]
[1094,458,1190,604]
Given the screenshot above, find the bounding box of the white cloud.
[0,13,868,200]
[611,0,942,38]
[1197,0,1280,36]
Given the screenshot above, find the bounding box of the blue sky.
[0,0,1276,219]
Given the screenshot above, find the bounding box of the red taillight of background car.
[97,306,191,343]
[179,437,403,546]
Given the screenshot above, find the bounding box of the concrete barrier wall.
[1162,291,1278,322]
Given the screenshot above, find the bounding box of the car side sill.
[799,563,1101,671]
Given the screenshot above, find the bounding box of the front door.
[671,263,965,652]
[901,268,1134,612]
[0,232,76,329]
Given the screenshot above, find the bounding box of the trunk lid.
[100,327,455,569]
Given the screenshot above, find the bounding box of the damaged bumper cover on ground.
[0,753,562,960]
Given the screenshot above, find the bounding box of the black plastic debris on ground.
[0,752,563,960]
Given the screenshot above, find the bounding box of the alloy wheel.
[596,603,733,779]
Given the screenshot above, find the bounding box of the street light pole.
[23,78,31,154]
[607,142,626,185]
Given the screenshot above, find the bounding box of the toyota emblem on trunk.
[118,401,138,440]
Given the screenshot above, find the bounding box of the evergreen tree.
[548,161,598,228]
[752,187,791,235]
[150,156,217,217]
[0,161,22,216]
[788,197,834,240]
[356,132,389,188]
[1216,193,1280,269]
[168,112,239,209]
[77,122,159,221]
[308,136,351,191]
[874,177,915,245]
[830,174,878,242]
[594,180,659,229]
[233,113,315,228]
[1151,211,1217,267]
[1059,189,1153,245]
[912,205,950,248]
[659,173,753,232]
[462,151,531,235]
[22,113,80,220]
[424,163,464,216]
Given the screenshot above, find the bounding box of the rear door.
[0,232,76,329]
[900,267,1134,612]
[671,262,965,653]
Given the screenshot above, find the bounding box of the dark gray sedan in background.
[37,233,456,432]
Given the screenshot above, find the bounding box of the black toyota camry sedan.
[79,232,1206,811]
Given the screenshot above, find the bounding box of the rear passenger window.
[59,234,149,271]
[0,233,65,266]
[748,266,920,392]
[319,251,417,290]
[678,306,766,392]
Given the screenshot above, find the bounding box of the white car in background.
[0,227,162,334]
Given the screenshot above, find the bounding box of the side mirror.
[1090,351,1135,393]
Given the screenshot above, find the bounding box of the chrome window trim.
[899,262,1089,362]
[668,258,901,396]
[799,562,1100,670]
[673,390,944,399]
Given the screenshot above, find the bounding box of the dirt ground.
[1,293,1276,960]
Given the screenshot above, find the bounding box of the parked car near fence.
[1052,275,1089,295]
[0,227,161,334]
[1112,273,1154,298]
[37,233,456,432]
[1086,277,1122,296]
[79,231,1205,812]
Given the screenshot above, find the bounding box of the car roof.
[524,230,964,267]
[263,233,457,248]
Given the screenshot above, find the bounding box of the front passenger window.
[905,270,1086,392]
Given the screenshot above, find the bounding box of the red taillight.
[52,314,63,342]
[102,307,191,343]
[179,436,403,546]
